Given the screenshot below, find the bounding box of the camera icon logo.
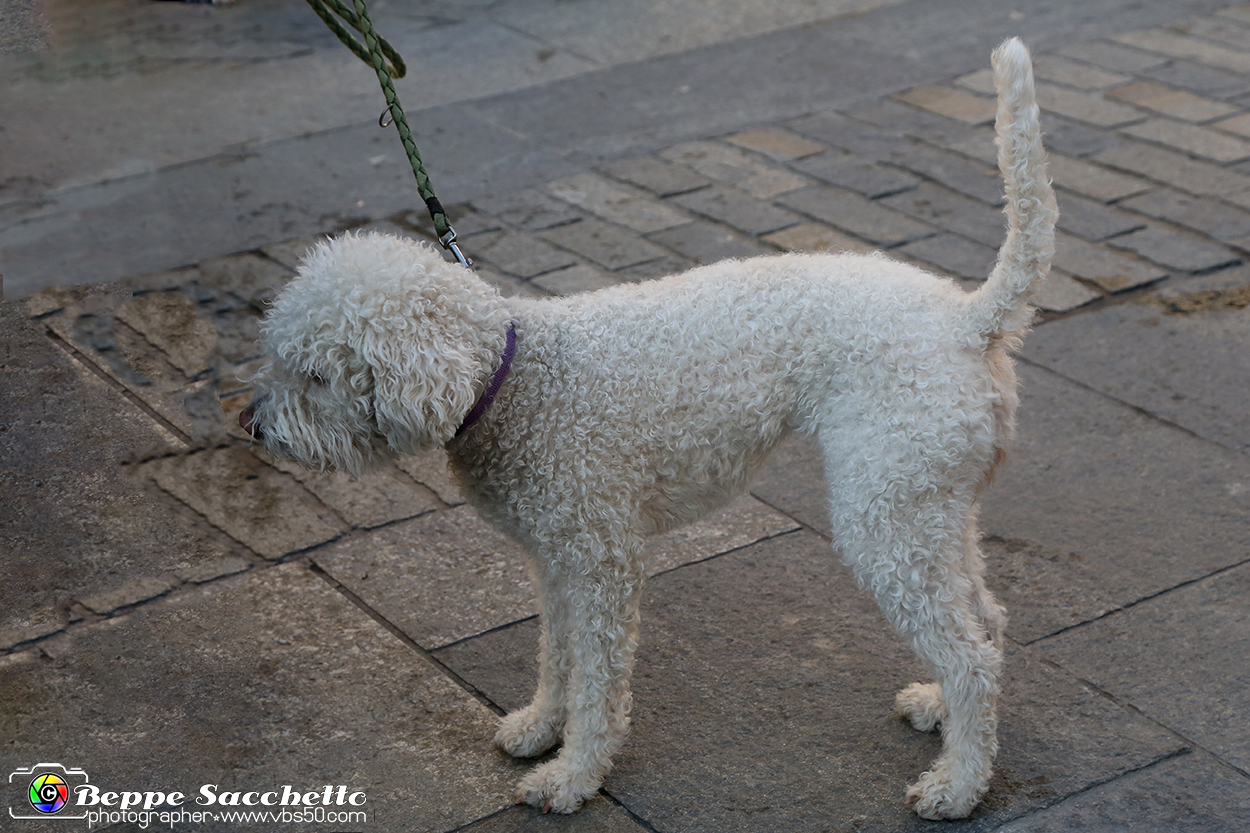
[8,764,89,820]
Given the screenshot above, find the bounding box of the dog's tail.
[962,37,1058,340]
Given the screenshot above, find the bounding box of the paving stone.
[546,172,689,233]
[77,575,178,616]
[1142,59,1250,98]
[540,218,670,270]
[394,450,463,506]
[992,753,1250,833]
[893,85,997,124]
[1180,14,1250,51]
[841,99,980,149]
[0,563,520,830]
[259,235,324,272]
[1058,41,1171,73]
[889,142,1004,205]
[784,111,912,161]
[659,141,809,199]
[261,452,441,530]
[899,233,998,280]
[473,230,579,278]
[438,531,1184,833]
[1106,224,1240,272]
[471,188,585,231]
[777,185,936,248]
[1053,229,1168,292]
[1022,291,1250,453]
[1031,269,1102,312]
[789,150,919,198]
[1105,80,1240,122]
[1122,118,1250,163]
[174,554,252,585]
[978,362,1250,640]
[1034,81,1146,127]
[1033,54,1130,90]
[471,262,550,299]
[1121,187,1250,242]
[879,181,1008,248]
[761,222,878,255]
[670,183,801,235]
[1036,116,1124,159]
[1212,111,1250,137]
[196,251,295,312]
[530,263,622,296]
[1038,562,1250,772]
[724,127,823,161]
[953,67,996,95]
[1112,28,1250,74]
[646,219,773,264]
[1093,140,1250,196]
[1217,5,1250,25]
[145,447,344,559]
[615,254,697,282]
[460,800,651,832]
[114,290,218,377]
[600,155,712,197]
[315,496,797,650]
[1153,262,1250,301]
[1054,190,1146,241]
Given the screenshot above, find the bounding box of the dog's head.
[239,232,511,475]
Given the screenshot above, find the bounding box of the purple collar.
[456,324,516,436]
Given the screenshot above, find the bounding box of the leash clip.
[440,228,472,268]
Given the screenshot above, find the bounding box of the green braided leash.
[305,0,470,266]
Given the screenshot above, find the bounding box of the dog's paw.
[905,767,986,820]
[514,759,600,814]
[494,707,562,758]
[895,682,947,732]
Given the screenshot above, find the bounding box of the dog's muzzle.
[239,398,263,440]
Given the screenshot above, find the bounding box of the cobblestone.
[1058,40,1171,73]
[531,263,622,295]
[646,219,773,263]
[659,141,809,199]
[1106,224,1241,272]
[1054,191,1147,241]
[1094,140,1250,195]
[1112,28,1250,74]
[899,232,999,280]
[760,222,877,255]
[1105,79,1240,121]
[1122,187,1250,242]
[880,181,1010,247]
[1142,60,1250,97]
[1033,54,1131,89]
[470,187,584,231]
[1053,229,1170,291]
[789,150,920,198]
[471,229,579,278]
[893,85,997,124]
[777,184,936,248]
[670,183,802,235]
[1121,118,1250,162]
[889,142,1004,205]
[540,217,670,270]
[600,155,712,197]
[1035,81,1147,127]
[546,172,689,233]
[724,127,824,161]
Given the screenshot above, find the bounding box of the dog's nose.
[239,400,263,440]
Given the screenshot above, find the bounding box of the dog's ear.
[354,314,483,453]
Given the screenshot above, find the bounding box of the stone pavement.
[3,0,1250,831]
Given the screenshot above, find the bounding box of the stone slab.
[546,172,689,233]
[646,219,774,264]
[778,185,936,248]
[1039,560,1250,772]
[314,496,798,650]
[1105,225,1239,273]
[260,452,442,530]
[540,219,670,271]
[145,447,345,560]
[1022,294,1250,453]
[992,753,1250,833]
[670,184,802,235]
[0,563,521,831]
[979,361,1250,641]
[790,150,920,199]
[437,531,1183,832]
[0,301,252,649]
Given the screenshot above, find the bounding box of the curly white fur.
[242,39,1055,820]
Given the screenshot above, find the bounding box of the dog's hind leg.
[838,498,1002,820]
[495,561,572,758]
[895,508,1005,735]
[513,543,646,813]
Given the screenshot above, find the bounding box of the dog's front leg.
[495,560,571,758]
[513,551,645,813]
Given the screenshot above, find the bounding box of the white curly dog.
[240,38,1055,820]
